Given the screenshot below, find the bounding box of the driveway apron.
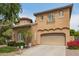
[19,45,66,56]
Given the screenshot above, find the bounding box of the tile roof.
[20,17,33,23]
[34,4,73,16]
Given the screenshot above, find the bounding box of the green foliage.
[0,46,17,53]
[67,46,79,50]
[16,42,25,48]
[27,31,32,37]
[70,29,79,40]
[0,37,6,45]
[0,26,12,45]
[18,29,32,46]
[70,29,79,36]
[70,29,75,36]
[7,41,25,48]
[26,31,32,43]
[2,29,12,39]
[0,3,22,45]
[7,41,16,47]
[75,31,79,36]
[0,3,22,23]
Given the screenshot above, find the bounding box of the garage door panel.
[41,33,65,46]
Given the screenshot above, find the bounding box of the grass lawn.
[0,46,17,53]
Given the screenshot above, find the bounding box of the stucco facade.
[12,4,73,46]
[12,18,32,44]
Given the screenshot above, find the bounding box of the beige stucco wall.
[12,6,72,46]
[12,28,20,41]
[31,28,71,45]
[31,7,72,45]
[12,26,32,43]
[70,36,75,41]
[16,20,31,25]
[35,8,70,29]
[12,19,32,42]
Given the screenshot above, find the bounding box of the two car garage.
[41,33,66,46]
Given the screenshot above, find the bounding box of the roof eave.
[34,4,73,16]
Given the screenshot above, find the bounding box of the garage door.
[41,33,65,46]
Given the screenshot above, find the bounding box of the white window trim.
[18,33,22,41]
[48,13,54,22]
[40,16,44,21]
[59,11,64,17]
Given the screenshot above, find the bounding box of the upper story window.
[48,13,54,22]
[59,11,64,17]
[40,16,44,21]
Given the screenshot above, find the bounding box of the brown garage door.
[41,33,65,46]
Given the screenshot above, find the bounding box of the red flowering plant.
[67,40,79,49]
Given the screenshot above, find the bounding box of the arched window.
[18,32,22,41]
[17,32,25,41]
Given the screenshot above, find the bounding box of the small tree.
[25,31,32,47]
[18,28,32,47]
[70,29,79,40]
[0,3,22,44]
[70,29,75,36]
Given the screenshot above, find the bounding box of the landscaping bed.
[66,40,79,56]
[67,40,79,50]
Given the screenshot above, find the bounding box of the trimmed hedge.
[7,41,25,48]
[7,41,16,47]
[16,42,25,48]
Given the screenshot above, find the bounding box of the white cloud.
[70,14,79,31]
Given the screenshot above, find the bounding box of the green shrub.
[68,46,79,49]
[67,40,79,49]
[16,42,25,48]
[7,41,16,47]
[0,40,4,45]
[0,37,6,45]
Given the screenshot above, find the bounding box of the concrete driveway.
[66,49,79,56]
[19,45,66,56]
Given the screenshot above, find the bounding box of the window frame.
[48,13,54,23]
[59,10,64,17]
[17,32,25,41]
[40,16,44,21]
[18,33,22,41]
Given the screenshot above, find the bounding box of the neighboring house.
[12,4,73,46]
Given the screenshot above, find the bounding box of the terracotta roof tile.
[20,17,33,23]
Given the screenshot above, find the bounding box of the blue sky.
[19,3,79,31]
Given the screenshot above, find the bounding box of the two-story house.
[12,4,73,46]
